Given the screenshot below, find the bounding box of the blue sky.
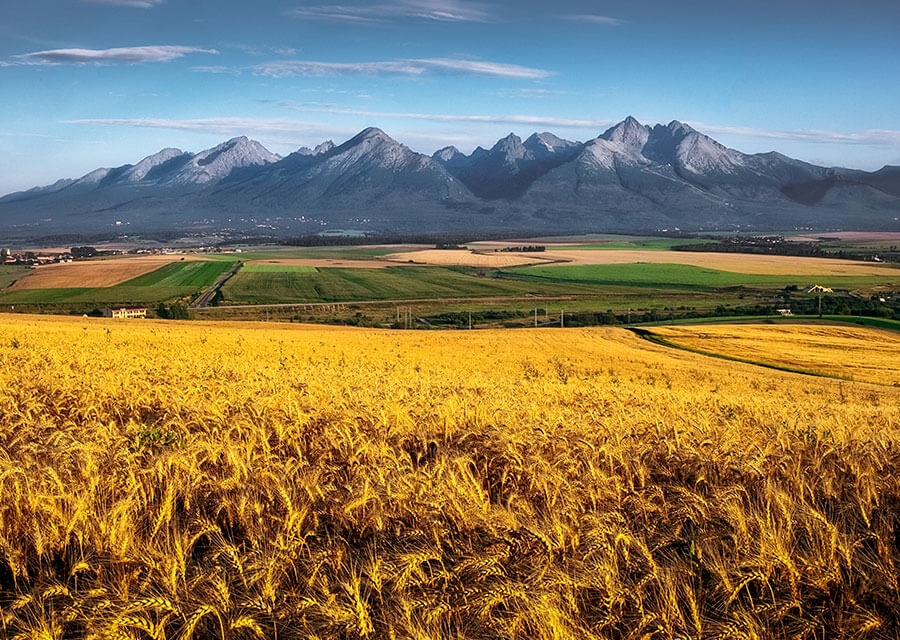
[1,0,899,195]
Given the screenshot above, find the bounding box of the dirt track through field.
[9,255,209,290]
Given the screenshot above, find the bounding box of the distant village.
[1,245,242,266]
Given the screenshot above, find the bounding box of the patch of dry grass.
[385,249,553,268]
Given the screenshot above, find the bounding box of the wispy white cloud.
[287,0,492,24]
[84,0,164,7]
[16,46,218,65]
[190,65,239,75]
[64,117,356,137]
[60,116,542,154]
[495,88,570,99]
[689,122,900,146]
[275,103,610,128]
[64,116,900,155]
[561,14,626,26]
[250,58,552,79]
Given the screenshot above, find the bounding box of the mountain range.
[2,117,899,240]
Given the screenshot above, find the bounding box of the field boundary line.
[193,294,581,311]
[191,261,243,309]
[628,327,862,384]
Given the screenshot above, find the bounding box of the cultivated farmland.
[528,249,900,276]
[507,262,900,290]
[1,315,900,638]
[7,255,211,290]
[0,260,232,306]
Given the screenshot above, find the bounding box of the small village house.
[103,307,147,319]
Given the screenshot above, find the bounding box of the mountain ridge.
[2,118,898,239]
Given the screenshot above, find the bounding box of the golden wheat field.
[2,314,900,639]
[652,324,900,386]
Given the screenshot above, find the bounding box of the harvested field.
[534,249,900,275]
[385,249,553,268]
[652,323,900,385]
[247,258,397,269]
[8,255,209,290]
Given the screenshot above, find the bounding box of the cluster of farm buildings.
[2,250,75,266]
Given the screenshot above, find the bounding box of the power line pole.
[468,311,472,330]
[534,307,538,328]
[560,309,564,328]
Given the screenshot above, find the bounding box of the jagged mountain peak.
[144,147,184,159]
[433,146,463,162]
[350,127,393,143]
[331,127,406,158]
[296,140,336,156]
[314,141,335,154]
[198,136,276,158]
[524,132,577,153]
[601,116,651,150]
[115,147,186,184]
[491,133,526,157]
[166,137,280,185]
[664,120,699,138]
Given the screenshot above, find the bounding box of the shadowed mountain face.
[433,132,582,199]
[1,119,898,239]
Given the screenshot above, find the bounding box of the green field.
[240,264,319,273]
[506,263,899,290]
[0,266,31,289]
[122,261,232,287]
[219,261,854,306]
[0,261,232,306]
[221,265,615,304]
[0,286,201,305]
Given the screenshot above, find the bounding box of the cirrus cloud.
[689,122,900,147]
[84,0,165,6]
[16,46,218,65]
[561,14,626,26]
[287,0,492,24]
[250,58,552,79]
